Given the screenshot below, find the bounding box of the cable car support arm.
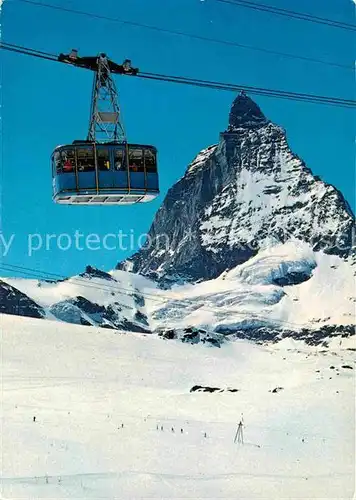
[58,50,139,143]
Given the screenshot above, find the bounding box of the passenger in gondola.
[63,158,73,172]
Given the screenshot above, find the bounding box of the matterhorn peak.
[228,92,269,129]
[119,93,354,283]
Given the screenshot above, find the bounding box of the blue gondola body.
[52,142,159,205]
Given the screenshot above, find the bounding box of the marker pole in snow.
[234,420,244,444]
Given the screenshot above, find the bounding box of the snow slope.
[1,240,354,343]
[144,241,355,338]
[1,314,355,499]
[2,268,155,332]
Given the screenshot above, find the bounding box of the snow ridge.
[1,267,151,333]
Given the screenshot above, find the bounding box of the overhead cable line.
[138,71,356,107]
[216,0,356,32]
[0,262,313,329]
[1,42,355,108]
[0,41,58,62]
[0,41,56,58]
[11,0,352,70]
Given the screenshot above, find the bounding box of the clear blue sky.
[1,0,355,277]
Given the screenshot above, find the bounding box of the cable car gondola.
[52,52,159,205]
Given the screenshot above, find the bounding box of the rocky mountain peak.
[228,92,269,129]
[118,94,354,284]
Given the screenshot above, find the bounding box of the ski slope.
[1,314,355,499]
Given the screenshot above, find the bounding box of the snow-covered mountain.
[150,240,354,345]
[0,94,354,345]
[1,266,152,333]
[1,239,354,345]
[119,93,354,283]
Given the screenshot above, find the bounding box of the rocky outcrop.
[49,293,150,333]
[217,323,355,346]
[156,327,224,347]
[79,265,116,282]
[0,280,45,319]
